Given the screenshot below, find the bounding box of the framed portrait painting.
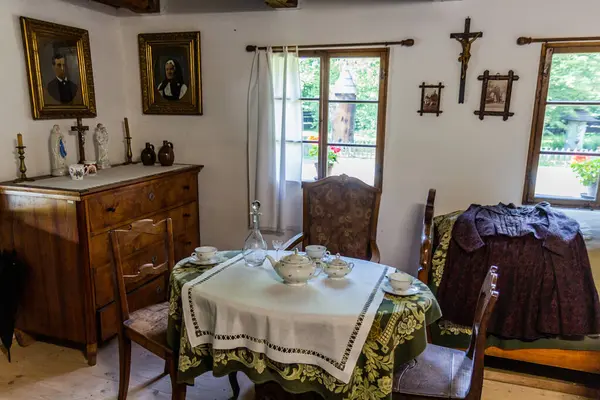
[20,17,97,120]
[138,32,203,115]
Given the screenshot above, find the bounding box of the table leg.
[228,372,240,400]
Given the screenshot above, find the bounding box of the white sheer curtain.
[247,47,303,234]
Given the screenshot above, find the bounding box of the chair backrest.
[465,265,499,399]
[418,189,436,283]
[302,174,381,262]
[109,218,175,323]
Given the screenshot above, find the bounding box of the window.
[524,42,600,207]
[295,49,389,188]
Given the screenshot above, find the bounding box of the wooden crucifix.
[71,118,89,164]
[450,17,483,104]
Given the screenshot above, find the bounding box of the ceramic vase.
[158,141,175,166]
[141,143,157,166]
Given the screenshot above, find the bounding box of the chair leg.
[228,372,240,400]
[169,357,187,400]
[117,335,132,400]
[164,359,169,375]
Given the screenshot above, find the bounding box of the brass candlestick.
[14,145,34,183]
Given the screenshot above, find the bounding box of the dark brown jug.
[158,141,175,166]
[141,143,156,166]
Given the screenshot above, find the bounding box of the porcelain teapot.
[323,253,354,279]
[265,249,322,286]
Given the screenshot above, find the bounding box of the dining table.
[167,250,442,400]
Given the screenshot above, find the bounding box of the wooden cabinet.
[0,164,202,365]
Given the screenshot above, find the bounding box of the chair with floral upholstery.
[285,174,382,262]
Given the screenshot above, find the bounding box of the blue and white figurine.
[50,124,68,176]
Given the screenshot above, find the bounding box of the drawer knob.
[151,256,157,265]
[156,286,162,294]
[148,192,156,201]
[186,241,192,246]
[106,207,117,213]
[183,185,191,191]
[183,213,191,218]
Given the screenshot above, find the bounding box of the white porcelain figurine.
[50,125,68,176]
[95,123,111,169]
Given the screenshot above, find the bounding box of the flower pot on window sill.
[313,163,335,180]
[582,182,599,199]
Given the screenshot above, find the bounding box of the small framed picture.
[138,32,203,115]
[20,17,97,120]
[418,82,444,116]
[474,70,519,121]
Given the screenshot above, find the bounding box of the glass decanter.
[243,200,268,267]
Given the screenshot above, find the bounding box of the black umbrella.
[0,250,26,362]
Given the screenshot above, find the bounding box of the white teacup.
[387,272,413,292]
[305,245,330,260]
[69,164,86,180]
[192,246,218,261]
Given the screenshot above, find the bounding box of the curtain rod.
[245,39,414,52]
[517,36,600,45]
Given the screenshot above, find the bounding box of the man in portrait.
[47,53,78,104]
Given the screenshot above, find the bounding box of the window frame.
[295,48,390,189]
[523,41,600,208]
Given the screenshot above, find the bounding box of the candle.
[124,117,131,138]
[17,133,23,147]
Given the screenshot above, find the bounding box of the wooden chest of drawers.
[0,164,202,365]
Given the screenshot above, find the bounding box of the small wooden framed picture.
[474,70,519,121]
[138,32,203,115]
[20,17,97,120]
[418,82,444,116]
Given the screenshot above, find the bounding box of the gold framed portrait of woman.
[138,32,203,115]
[20,17,97,120]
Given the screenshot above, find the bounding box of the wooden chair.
[393,265,499,400]
[285,174,382,262]
[110,218,186,400]
[417,189,436,284]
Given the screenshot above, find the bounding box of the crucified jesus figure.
[456,33,482,79]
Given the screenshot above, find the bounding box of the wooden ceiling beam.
[265,0,299,9]
[91,0,160,13]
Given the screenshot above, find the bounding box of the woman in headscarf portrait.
[157,59,188,101]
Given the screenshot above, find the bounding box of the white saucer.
[382,282,420,296]
[188,257,220,266]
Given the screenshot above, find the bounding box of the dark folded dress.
[436,202,600,340]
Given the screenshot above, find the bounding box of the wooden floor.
[0,339,596,400]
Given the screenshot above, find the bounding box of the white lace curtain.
[247,47,303,234]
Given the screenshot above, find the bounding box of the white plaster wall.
[7,0,600,273]
[0,0,127,180]
[117,0,600,272]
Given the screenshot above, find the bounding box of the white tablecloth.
[181,251,391,383]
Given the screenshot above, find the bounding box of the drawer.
[97,275,167,342]
[93,230,199,308]
[89,201,198,270]
[87,172,197,233]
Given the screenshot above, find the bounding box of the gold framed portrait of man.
[20,17,97,120]
[138,32,203,115]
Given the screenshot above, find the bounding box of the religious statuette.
[94,123,111,169]
[141,143,157,166]
[450,17,483,104]
[243,200,268,267]
[71,118,89,164]
[14,133,34,183]
[158,141,175,166]
[50,125,68,176]
[124,117,133,165]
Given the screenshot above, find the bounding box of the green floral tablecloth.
[167,251,442,399]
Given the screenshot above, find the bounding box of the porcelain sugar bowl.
[266,249,322,286]
[323,253,354,279]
